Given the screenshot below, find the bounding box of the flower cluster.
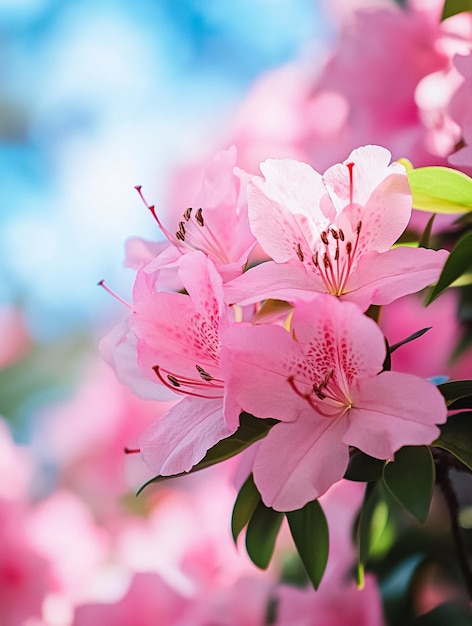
[103,144,449,515]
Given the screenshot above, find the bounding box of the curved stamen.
[153,365,224,399]
[288,375,348,418]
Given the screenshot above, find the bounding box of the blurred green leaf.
[433,411,472,472]
[418,213,436,248]
[231,474,261,544]
[438,380,472,407]
[356,481,380,568]
[245,500,284,569]
[344,449,386,482]
[408,166,472,213]
[426,231,472,304]
[286,499,329,590]
[441,0,472,20]
[382,446,435,523]
[137,413,277,493]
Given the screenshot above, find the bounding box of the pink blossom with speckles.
[225,145,448,312]
[221,295,447,511]
[130,251,240,476]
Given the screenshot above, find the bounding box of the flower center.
[288,370,353,419]
[135,186,231,265]
[294,162,363,296]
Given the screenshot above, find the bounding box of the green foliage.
[344,449,385,482]
[438,380,472,407]
[407,166,472,214]
[137,413,277,493]
[426,231,472,304]
[433,411,472,472]
[441,0,472,20]
[389,327,432,353]
[245,500,284,569]
[286,499,329,590]
[231,473,261,543]
[382,446,435,523]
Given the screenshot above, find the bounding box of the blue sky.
[0,0,329,341]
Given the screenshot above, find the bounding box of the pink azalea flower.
[221,295,447,511]
[225,145,448,312]
[131,251,240,476]
[448,52,472,170]
[132,146,256,285]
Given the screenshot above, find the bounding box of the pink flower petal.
[253,413,349,511]
[139,396,235,476]
[345,371,447,459]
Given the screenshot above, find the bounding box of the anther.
[338,229,345,241]
[346,241,352,255]
[178,221,186,236]
[330,228,339,240]
[296,243,304,262]
[195,208,205,227]
[184,207,192,221]
[334,248,339,261]
[196,365,213,381]
[167,375,181,387]
[176,231,185,242]
[320,231,329,245]
[356,221,362,235]
[124,447,140,455]
[312,252,319,267]
[323,253,331,268]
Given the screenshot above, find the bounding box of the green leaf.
[433,411,472,472]
[137,413,277,494]
[231,474,261,544]
[438,379,472,406]
[441,0,472,20]
[344,449,386,482]
[286,499,329,590]
[408,166,472,214]
[426,231,472,304]
[389,327,431,353]
[245,500,284,569]
[382,446,435,523]
[356,481,380,567]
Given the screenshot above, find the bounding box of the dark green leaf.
[286,499,329,590]
[426,231,472,304]
[344,449,386,482]
[389,327,432,353]
[433,411,472,472]
[382,337,392,372]
[231,474,261,544]
[382,446,435,523]
[245,500,284,569]
[441,0,472,20]
[438,380,472,406]
[137,413,277,494]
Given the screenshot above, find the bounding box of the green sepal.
[441,0,472,20]
[433,411,472,472]
[245,500,284,570]
[426,231,472,304]
[382,446,435,523]
[438,379,472,407]
[344,449,386,482]
[136,413,277,494]
[407,166,472,214]
[231,473,261,544]
[286,499,329,590]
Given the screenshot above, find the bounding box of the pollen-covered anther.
[320,231,329,245]
[167,375,181,387]
[184,207,192,221]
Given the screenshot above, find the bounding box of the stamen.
[320,231,329,245]
[152,365,224,399]
[184,207,192,221]
[97,280,132,310]
[167,375,181,387]
[312,251,319,267]
[196,364,213,381]
[338,229,345,241]
[135,185,179,248]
